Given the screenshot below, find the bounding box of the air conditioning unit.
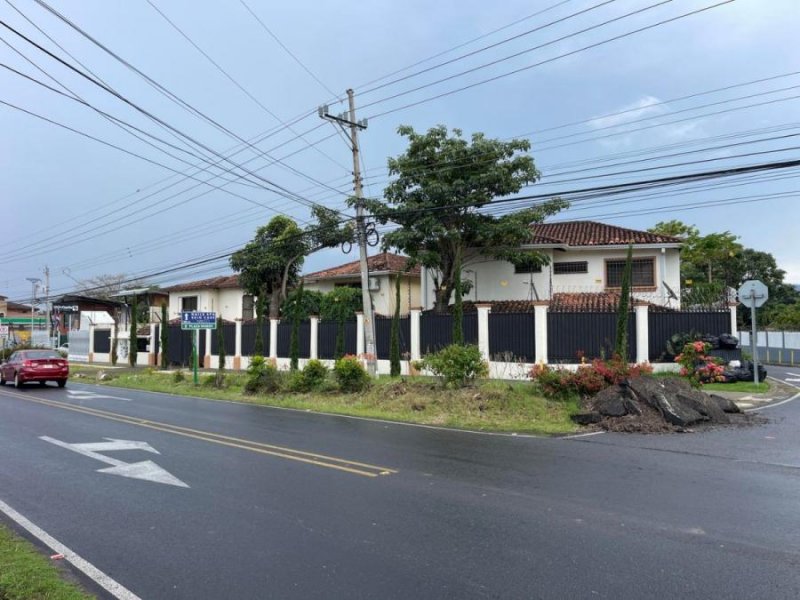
[368,277,381,291]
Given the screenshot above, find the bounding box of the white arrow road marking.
[40,436,189,488]
[67,389,131,402]
[71,438,160,454]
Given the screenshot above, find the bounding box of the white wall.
[420,247,681,308]
[422,250,553,309]
[304,275,420,315]
[168,289,246,321]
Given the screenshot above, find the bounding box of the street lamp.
[25,277,41,346]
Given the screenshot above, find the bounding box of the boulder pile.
[572,375,755,432]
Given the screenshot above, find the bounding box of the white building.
[421,221,682,310]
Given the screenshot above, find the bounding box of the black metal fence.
[93,329,111,353]
[548,312,636,363]
[241,322,270,357]
[318,320,357,359]
[489,313,535,362]
[276,321,311,359]
[375,315,411,359]
[648,311,730,361]
[209,322,237,357]
[165,324,206,367]
[420,313,478,354]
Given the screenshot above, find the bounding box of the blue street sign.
[180,311,217,330]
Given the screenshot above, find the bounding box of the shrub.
[245,355,281,394]
[674,341,725,385]
[334,355,370,392]
[286,370,308,392]
[529,358,654,399]
[421,344,488,388]
[302,359,329,389]
[201,373,218,387]
[173,369,185,383]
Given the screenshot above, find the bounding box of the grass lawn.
[0,524,93,600]
[70,366,579,435]
[702,381,771,394]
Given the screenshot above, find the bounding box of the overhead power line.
[364,1,735,119]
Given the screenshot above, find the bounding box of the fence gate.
[69,329,90,361]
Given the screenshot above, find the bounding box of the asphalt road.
[1,379,799,599]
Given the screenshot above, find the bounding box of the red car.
[0,349,69,388]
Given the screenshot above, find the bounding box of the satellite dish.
[662,281,678,301]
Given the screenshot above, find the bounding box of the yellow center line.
[0,389,397,478]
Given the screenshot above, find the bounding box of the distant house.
[421,221,682,310]
[163,276,251,322]
[303,252,421,315]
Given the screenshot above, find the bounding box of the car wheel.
[14,372,23,389]
[57,379,67,388]
[0,372,6,386]
[39,381,47,386]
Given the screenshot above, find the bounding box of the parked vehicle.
[0,349,69,388]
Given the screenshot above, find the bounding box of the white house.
[421,221,683,310]
[303,252,421,315]
[163,275,253,321]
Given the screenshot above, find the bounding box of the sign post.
[180,311,216,385]
[738,280,768,385]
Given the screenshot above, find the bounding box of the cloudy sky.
[1,0,799,302]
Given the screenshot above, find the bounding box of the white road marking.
[0,498,142,600]
[785,378,800,383]
[67,390,131,402]
[745,392,800,412]
[561,430,606,439]
[40,436,189,488]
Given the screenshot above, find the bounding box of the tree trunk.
[268,289,282,320]
[432,252,457,314]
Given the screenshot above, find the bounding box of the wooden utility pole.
[319,90,377,376]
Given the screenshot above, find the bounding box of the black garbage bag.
[700,334,720,349]
[718,333,739,349]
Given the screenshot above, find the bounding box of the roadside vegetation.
[71,350,579,435]
[0,524,94,600]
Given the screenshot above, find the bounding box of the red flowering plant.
[529,358,653,399]
[674,341,725,385]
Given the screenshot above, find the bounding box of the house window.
[606,257,655,288]
[181,296,198,312]
[553,261,588,275]
[514,263,542,274]
[242,295,254,320]
[334,282,361,290]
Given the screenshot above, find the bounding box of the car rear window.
[25,351,62,359]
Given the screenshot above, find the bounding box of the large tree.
[230,208,350,319]
[365,125,567,313]
[649,220,799,323]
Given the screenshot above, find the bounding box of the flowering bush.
[674,341,725,384]
[530,358,653,399]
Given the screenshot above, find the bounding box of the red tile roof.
[529,221,681,247]
[163,275,240,292]
[434,294,673,313]
[303,252,420,280]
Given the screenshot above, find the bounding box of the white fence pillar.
[410,308,421,361]
[355,312,364,356]
[634,302,649,364]
[202,328,211,368]
[234,319,243,370]
[149,323,157,366]
[88,323,95,363]
[728,303,737,335]
[476,304,491,361]
[309,315,319,360]
[533,301,549,364]
[269,318,279,359]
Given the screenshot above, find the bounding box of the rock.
[592,385,632,417]
[708,394,742,414]
[628,376,705,427]
[572,412,602,425]
[675,391,728,424]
